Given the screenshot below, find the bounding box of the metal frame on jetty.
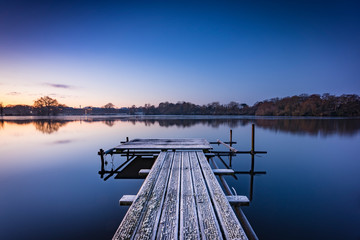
[98,124,267,240]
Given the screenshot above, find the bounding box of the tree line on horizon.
[1,93,359,117]
[140,93,360,116]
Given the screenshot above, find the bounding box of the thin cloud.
[51,140,73,144]
[7,92,21,95]
[44,83,74,89]
[48,93,72,99]
[27,93,72,99]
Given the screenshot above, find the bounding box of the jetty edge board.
[112,151,168,239]
[113,150,248,240]
[114,138,212,150]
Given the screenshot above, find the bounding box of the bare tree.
[34,96,60,116]
[102,103,115,109]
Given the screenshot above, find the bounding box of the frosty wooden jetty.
[115,138,212,150]
[110,138,249,240]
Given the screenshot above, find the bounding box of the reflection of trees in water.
[0,120,32,131]
[2,120,33,126]
[0,120,70,133]
[1,117,359,136]
[126,118,360,136]
[129,119,249,128]
[33,120,68,134]
[104,120,115,127]
[254,118,360,137]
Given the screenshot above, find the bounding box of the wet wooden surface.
[113,151,248,240]
[115,138,212,150]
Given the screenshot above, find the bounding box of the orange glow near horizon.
[1,97,33,107]
[0,94,158,108]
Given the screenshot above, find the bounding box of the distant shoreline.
[1,114,359,120]
[2,94,359,117]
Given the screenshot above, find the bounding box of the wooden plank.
[117,145,211,150]
[115,138,212,150]
[196,151,248,240]
[189,151,223,240]
[217,139,237,152]
[213,169,235,175]
[119,139,201,145]
[179,152,200,240]
[125,138,208,144]
[138,169,151,176]
[114,150,250,240]
[156,152,182,239]
[112,152,167,240]
[119,195,136,206]
[226,195,250,206]
[132,152,174,239]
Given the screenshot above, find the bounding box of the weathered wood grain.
[196,152,248,240]
[156,152,181,239]
[189,151,223,240]
[113,150,249,240]
[133,152,174,239]
[179,152,200,240]
[112,152,167,240]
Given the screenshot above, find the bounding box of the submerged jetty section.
[99,128,265,240]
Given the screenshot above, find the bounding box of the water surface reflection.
[0,116,359,240]
[1,116,359,137]
[33,121,68,134]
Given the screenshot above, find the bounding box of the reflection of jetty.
[98,125,266,239]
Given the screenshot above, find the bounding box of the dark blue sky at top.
[0,0,359,106]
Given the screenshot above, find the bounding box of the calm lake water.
[0,116,359,239]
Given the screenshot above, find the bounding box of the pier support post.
[251,124,255,174]
[98,149,105,178]
[251,154,255,174]
[229,129,233,167]
[125,137,129,160]
[251,124,255,154]
[210,158,259,240]
[249,170,254,201]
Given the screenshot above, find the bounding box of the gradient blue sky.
[0,0,359,107]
